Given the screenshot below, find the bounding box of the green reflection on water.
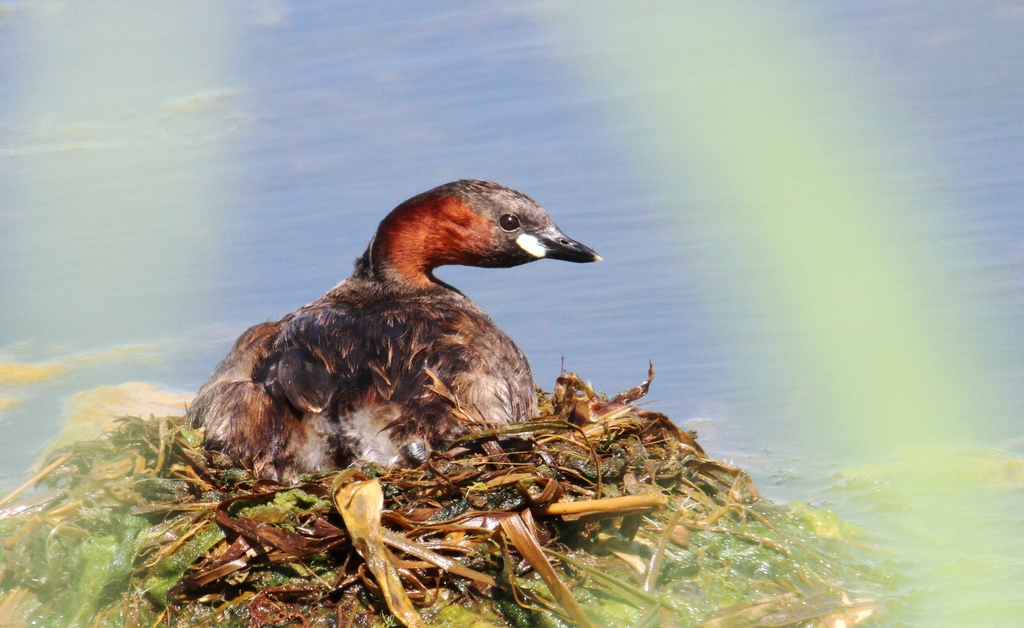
[543,2,1024,625]
[3,2,239,346]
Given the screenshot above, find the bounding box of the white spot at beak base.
[515,233,547,258]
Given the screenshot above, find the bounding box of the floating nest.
[0,368,884,627]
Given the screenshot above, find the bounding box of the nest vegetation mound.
[0,367,884,628]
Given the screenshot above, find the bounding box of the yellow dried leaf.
[334,479,425,628]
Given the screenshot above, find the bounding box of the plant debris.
[0,366,885,627]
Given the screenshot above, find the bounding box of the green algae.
[788,501,869,541]
[143,520,225,605]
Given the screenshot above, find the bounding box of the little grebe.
[187,180,599,481]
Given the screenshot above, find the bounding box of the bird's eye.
[499,214,521,232]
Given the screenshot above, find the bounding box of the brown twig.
[534,493,667,517]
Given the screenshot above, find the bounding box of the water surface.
[2,2,1022,624]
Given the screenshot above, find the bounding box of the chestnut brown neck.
[367,195,495,289]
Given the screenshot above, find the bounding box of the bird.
[187,179,600,482]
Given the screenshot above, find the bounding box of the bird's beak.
[516,226,601,263]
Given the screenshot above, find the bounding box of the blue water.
[0,2,1019,454]
[1,6,1023,622]
[2,2,1024,622]
[2,0,1022,471]
[0,2,744,480]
